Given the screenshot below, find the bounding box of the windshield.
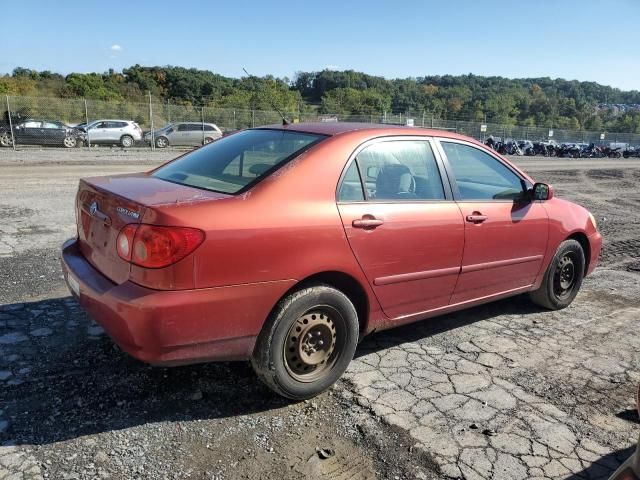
[152,129,326,194]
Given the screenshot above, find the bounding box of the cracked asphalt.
[1,149,639,479]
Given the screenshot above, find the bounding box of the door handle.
[466,213,488,223]
[352,217,384,229]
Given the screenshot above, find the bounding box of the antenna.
[242,67,290,126]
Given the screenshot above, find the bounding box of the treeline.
[1,65,639,133]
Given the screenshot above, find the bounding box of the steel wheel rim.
[553,253,577,299]
[157,138,167,148]
[0,133,11,146]
[284,307,342,383]
[204,137,213,144]
[122,137,132,147]
[64,136,76,147]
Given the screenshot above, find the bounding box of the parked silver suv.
[145,122,223,148]
[84,120,142,148]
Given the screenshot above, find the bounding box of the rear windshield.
[153,129,325,194]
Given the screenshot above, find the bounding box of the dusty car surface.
[61,122,602,399]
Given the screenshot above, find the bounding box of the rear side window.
[153,129,325,194]
[339,140,445,201]
[440,142,525,200]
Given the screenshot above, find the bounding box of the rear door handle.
[466,213,488,223]
[352,217,384,229]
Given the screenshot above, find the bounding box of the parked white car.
[83,120,142,148]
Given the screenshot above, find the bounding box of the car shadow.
[0,296,289,446]
[355,293,541,356]
[565,445,636,480]
[616,408,640,425]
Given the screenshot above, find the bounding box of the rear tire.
[120,135,134,148]
[251,285,359,400]
[529,239,585,310]
[0,132,12,147]
[203,137,214,145]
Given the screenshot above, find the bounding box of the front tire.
[203,136,214,145]
[155,136,168,148]
[529,239,585,310]
[120,135,134,148]
[251,285,359,400]
[63,136,77,148]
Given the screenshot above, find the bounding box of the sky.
[4,0,639,91]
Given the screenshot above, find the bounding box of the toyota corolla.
[61,123,602,399]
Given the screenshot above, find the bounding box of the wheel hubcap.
[554,254,576,298]
[284,310,338,382]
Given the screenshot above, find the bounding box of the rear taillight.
[116,224,137,261]
[116,224,204,268]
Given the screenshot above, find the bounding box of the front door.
[437,140,549,304]
[88,121,108,143]
[337,138,464,319]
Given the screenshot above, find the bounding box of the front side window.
[23,121,40,128]
[342,140,445,201]
[441,142,525,200]
[153,129,325,194]
[41,122,60,129]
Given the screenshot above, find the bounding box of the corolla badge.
[116,206,140,219]
[89,201,98,216]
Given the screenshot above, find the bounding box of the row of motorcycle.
[484,137,640,158]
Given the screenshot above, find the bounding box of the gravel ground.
[0,148,639,479]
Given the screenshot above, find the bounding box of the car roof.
[257,121,476,142]
[90,119,133,122]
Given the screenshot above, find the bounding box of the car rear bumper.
[587,231,603,276]
[61,238,295,365]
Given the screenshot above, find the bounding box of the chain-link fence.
[2,94,640,151]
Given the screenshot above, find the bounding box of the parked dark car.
[0,119,86,148]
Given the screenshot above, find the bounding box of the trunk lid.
[76,172,228,284]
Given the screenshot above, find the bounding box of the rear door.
[187,123,204,145]
[337,137,464,319]
[436,139,548,303]
[103,121,125,143]
[17,121,42,144]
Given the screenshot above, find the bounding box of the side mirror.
[532,182,554,201]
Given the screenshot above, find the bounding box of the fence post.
[251,109,255,128]
[149,91,154,151]
[5,95,16,151]
[201,106,205,144]
[233,109,236,130]
[84,99,91,149]
[167,99,171,124]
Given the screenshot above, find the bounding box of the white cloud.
[110,44,122,52]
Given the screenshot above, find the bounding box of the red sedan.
[61,123,602,399]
